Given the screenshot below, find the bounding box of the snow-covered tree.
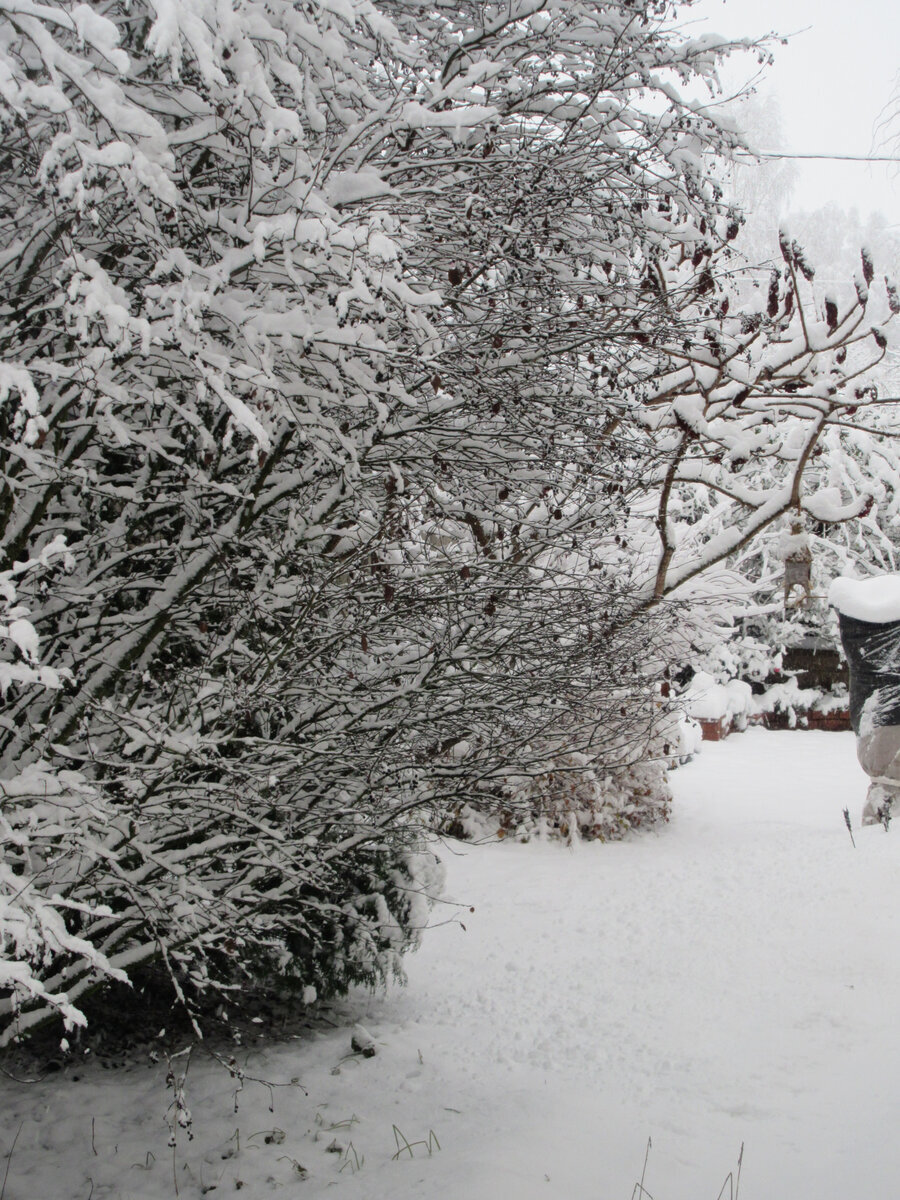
[0,0,888,1042]
[635,239,894,604]
[665,195,900,696]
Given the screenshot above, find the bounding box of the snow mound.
[829,574,900,623]
[683,671,752,722]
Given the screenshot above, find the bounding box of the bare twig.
[0,1121,23,1200]
[631,1136,654,1200]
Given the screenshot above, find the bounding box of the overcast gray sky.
[690,0,899,219]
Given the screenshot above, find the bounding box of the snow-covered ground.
[3,729,899,1200]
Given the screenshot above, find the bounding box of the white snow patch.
[5,617,39,661]
[3,733,899,1200]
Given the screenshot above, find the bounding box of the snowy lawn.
[3,729,899,1200]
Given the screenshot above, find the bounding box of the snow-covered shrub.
[271,844,446,1001]
[496,755,672,844]
[0,764,128,1045]
[682,672,753,731]
[753,677,821,728]
[78,839,446,1039]
[442,714,675,844]
[671,713,704,763]
[681,521,856,724]
[0,545,134,1044]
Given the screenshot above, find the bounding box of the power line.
[736,150,900,164]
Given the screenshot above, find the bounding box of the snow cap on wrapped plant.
[829,575,900,624]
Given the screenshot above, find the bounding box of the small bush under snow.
[443,751,672,845]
